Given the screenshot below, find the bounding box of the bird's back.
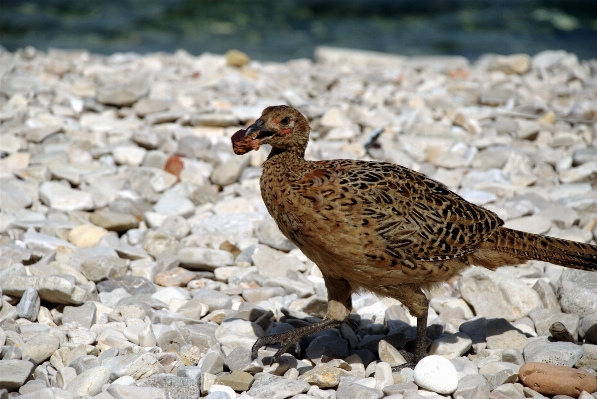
[260,156,506,285]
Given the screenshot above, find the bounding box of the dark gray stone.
[306,335,350,363]
[16,288,40,321]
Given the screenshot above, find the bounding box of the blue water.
[1,0,596,60]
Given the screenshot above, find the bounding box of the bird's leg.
[388,284,429,370]
[252,276,352,363]
[413,308,429,363]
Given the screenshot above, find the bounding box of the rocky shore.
[0,45,597,399]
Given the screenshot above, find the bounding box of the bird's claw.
[251,332,302,364]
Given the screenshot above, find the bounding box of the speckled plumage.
[233,105,597,364]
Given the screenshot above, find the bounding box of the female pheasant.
[231,105,597,366]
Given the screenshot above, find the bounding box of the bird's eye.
[281,117,290,125]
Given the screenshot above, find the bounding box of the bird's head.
[231,105,310,155]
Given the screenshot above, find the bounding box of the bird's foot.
[391,349,428,371]
[251,319,343,364]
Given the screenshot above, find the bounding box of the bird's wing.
[300,160,503,263]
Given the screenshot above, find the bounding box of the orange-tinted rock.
[519,362,597,397]
[164,154,184,181]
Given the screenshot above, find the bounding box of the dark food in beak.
[231,126,275,155]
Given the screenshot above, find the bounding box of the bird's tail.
[484,227,597,271]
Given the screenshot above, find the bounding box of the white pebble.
[413,355,458,394]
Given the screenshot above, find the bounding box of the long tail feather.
[485,227,597,271]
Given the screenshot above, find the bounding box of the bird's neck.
[265,144,310,175]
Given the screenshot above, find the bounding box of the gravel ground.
[0,45,597,399]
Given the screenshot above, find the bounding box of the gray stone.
[486,318,530,352]
[580,312,597,343]
[20,333,60,364]
[107,384,167,399]
[247,372,311,399]
[179,247,234,271]
[459,268,543,321]
[89,208,139,232]
[257,218,296,251]
[103,353,164,380]
[179,324,219,353]
[0,359,34,390]
[0,275,87,305]
[199,351,225,375]
[139,324,157,347]
[21,230,75,256]
[453,374,490,399]
[97,275,155,295]
[557,269,597,317]
[154,195,195,217]
[81,256,130,282]
[502,348,525,365]
[18,379,47,395]
[193,289,232,311]
[450,356,478,380]
[214,370,255,392]
[62,302,97,328]
[242,287,286,303]
[559,161,597,184]
[211,156,249,186]
[161,215,191,240]
[215,319,264,350]
[224,346,264,373]
[99,287,131,308]
[97,81,149,107]
[429,332,472,359]
[68,355,100,374]
[204,392,231,399]
[252,244,297,278]
[336,381,383,399]
[492,383,525,399]
[142,374,199,399]
[39,181,94,211]
[65,366,109,397]
[378,339,408,367]
[263,276,315,298]
[382,381,418,396]
[16,288,40,321]
[523,338,583,367]
[16,387,55,399]
[0,183,32,212]
[478,361,519,391]
[532,279,561,311]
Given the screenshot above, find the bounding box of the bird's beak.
[244,118,264,137]
[231,117,275,155]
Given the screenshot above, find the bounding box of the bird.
[231,105,597,367]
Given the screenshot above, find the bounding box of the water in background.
[1,0,596,61]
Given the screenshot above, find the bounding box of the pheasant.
[231,105,597,366]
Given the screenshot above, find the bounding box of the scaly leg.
[381,284,429,369]
[252,276,352,362]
